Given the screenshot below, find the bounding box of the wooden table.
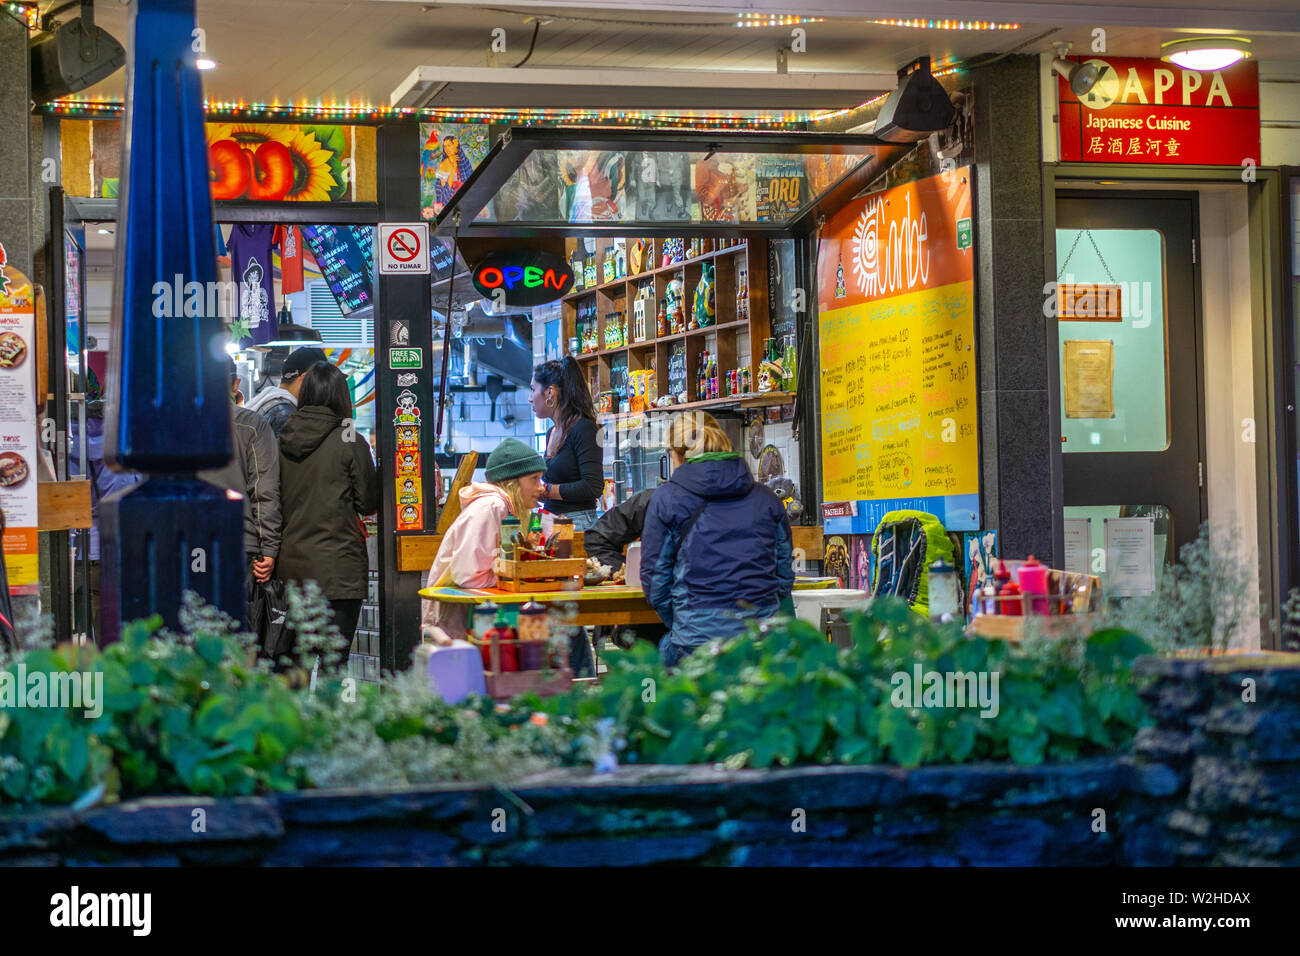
[419,583,660,626]
[420,577,838,627]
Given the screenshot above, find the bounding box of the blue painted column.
[99,0,243,641]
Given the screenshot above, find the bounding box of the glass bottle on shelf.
[783,334,797,392]
[657,298,668,337]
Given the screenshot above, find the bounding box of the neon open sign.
[471,249,573,306]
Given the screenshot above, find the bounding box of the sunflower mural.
[206,123,351,202]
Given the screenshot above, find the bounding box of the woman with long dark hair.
[528,356,603,533]
[277,361,378,660]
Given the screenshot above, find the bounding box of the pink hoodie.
[421,482,515,643]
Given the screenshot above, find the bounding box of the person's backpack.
[869,510,957,617]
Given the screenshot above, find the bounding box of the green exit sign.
[956,218,973,251]
[390,348,422,369]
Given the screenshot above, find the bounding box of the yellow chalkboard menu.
[816,167,978,533]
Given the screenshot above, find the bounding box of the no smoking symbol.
[388,228,421,262]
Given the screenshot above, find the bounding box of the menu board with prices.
[816,167,979,534]
[300,225,375,315]
[0,247,38,592]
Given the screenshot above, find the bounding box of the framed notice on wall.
[816,167,978,534]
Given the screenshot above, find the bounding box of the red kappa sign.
[1058,57,1259,166]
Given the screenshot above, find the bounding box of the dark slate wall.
[3,655,1299,866]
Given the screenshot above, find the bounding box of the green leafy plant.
[1103,522,1258,654]
[537,597,1153,770]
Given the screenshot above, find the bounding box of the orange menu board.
[0,243,38,592]
[816,166,978,533]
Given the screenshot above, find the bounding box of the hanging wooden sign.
[1058,283,1123,321]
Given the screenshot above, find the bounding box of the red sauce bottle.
[484,613,519,672]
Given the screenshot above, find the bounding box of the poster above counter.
[817,166,979,534]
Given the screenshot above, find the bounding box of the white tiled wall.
[445,389,536,459]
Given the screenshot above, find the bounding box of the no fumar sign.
[379,222,430,275]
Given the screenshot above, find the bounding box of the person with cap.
[420,438,546,646]
[198,357,281,586]
[246,345,329,438]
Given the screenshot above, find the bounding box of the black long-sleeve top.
[584,489,655,571]
[544,417,604,515]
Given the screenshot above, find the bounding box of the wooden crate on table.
[492,556,585,592]
[471,631,574,699]
[968,571,1103,641]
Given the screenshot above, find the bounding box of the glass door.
[1055,192,1206,595]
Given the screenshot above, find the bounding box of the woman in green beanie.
[421,438,545,644]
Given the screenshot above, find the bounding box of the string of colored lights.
[42,62,966,130]
[735,14,826,28]
[870,19,1019,31]
[3,1,38,30]
[735,14,1017,30]
[42,98,817,129]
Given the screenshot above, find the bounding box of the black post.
[375,123,436,671]
[100,0,243,640]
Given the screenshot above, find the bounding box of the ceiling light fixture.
[1160,36,1251,71]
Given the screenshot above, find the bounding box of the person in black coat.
[584,489,665,649]
[277,361,378,659]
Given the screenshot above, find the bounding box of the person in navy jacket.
[640,412,794,667]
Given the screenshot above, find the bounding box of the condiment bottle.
[473,601,501,669]
[485,612,518,673]
[551,516,574,558]
[999,579,1023,616]
[499,516,521,560]
[992,560,1013,615]
[472,601,499,642]
[517,601,549,642]
[1017,555,1050,615]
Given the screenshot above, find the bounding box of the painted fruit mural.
[206,123,349,202]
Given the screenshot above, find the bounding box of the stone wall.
[2,654,1298,866]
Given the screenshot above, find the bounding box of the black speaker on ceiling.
[873,57,956,143]
[30,4,125,103]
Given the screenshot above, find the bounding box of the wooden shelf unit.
[562,238,770,409]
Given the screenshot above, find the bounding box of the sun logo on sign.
[850,198,881,296]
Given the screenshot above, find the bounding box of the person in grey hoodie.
[277,361,378,656]
[245,346,328,437]
[198,359,281,583]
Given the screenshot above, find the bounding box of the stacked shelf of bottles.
[562,235,793,414]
